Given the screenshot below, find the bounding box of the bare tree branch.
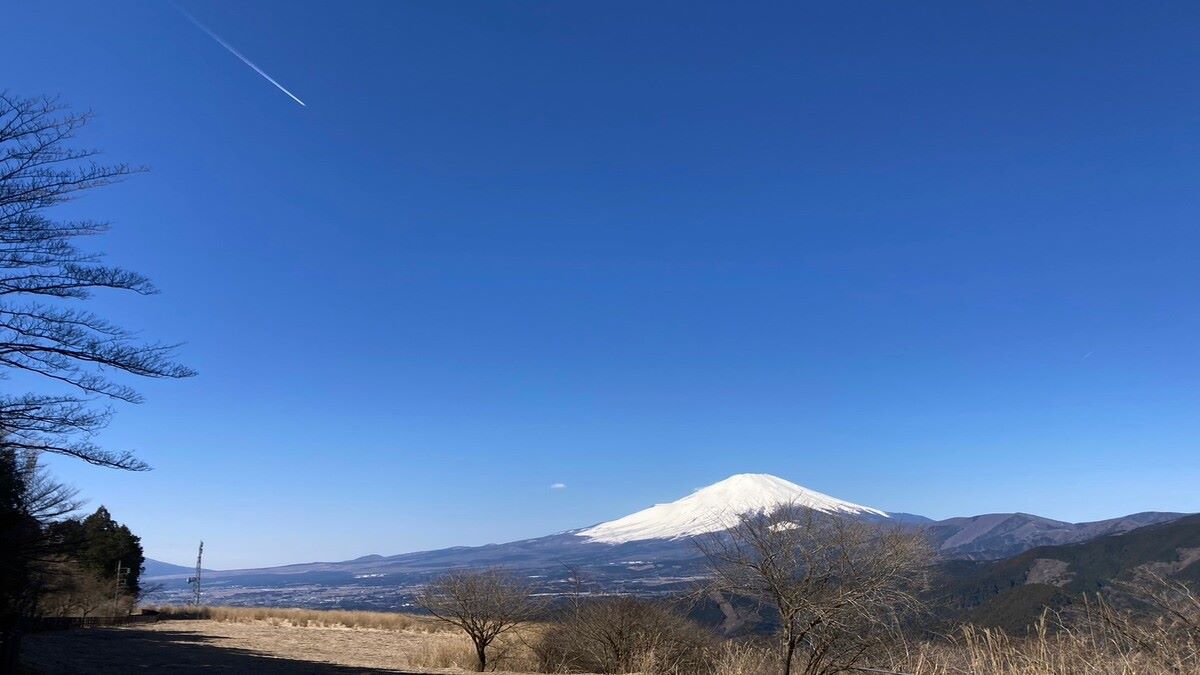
[0,92,194,470]
[696,503,932,675]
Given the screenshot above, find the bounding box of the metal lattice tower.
[187,541,204,606]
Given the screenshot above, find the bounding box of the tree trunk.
[782,635,796,675]
[475,641,487,672]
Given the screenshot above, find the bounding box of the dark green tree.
[50,506,143,598]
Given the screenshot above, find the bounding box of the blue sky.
[7,1,1200,568]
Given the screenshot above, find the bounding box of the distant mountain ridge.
[143,473,1190,611]
[142,558,205,578]
[924,511,1184,560]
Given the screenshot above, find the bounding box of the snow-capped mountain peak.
[577,473,888,544]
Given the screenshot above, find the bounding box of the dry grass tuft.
[707,641,778,675]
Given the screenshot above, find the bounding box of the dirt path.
[21,619,538,674]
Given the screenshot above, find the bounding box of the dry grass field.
[154,605,457,634]
[21,614,545,674]
[19,602,1200,674]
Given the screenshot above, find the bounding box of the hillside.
[143,559,206,578]
[936,513,1200,632]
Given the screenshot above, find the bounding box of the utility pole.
[187,541,204,606]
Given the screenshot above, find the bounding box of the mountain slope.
[143,558,209,578]
[578,473,888,544]
[937,513,1200,632]
[927,511,1184,560]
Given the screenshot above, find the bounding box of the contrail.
[174,4,306,107]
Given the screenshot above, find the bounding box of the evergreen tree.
[50,507,144,598]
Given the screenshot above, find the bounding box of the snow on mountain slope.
[578,473,889,544]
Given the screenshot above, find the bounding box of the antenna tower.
[187,541,203,606]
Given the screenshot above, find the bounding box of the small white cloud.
[550,483,567,490]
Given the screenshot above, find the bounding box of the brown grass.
[148,605,542,671]
[23,618,547,674]
[151,604,453,633]
[705,624,1199,675]
[143,591,1200,675]
[888,619,1199,675]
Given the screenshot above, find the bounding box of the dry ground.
[21,619,551,674]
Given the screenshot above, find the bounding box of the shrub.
[534,597,713,674]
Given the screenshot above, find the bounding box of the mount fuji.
[145,473,1185,611]
[578,473,889,544]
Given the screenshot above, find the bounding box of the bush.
[534,597,713,674]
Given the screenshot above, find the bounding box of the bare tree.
[0,93,195,471]
[15,451,81,523]
[416,569,543,672]
[697,503,931,675]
